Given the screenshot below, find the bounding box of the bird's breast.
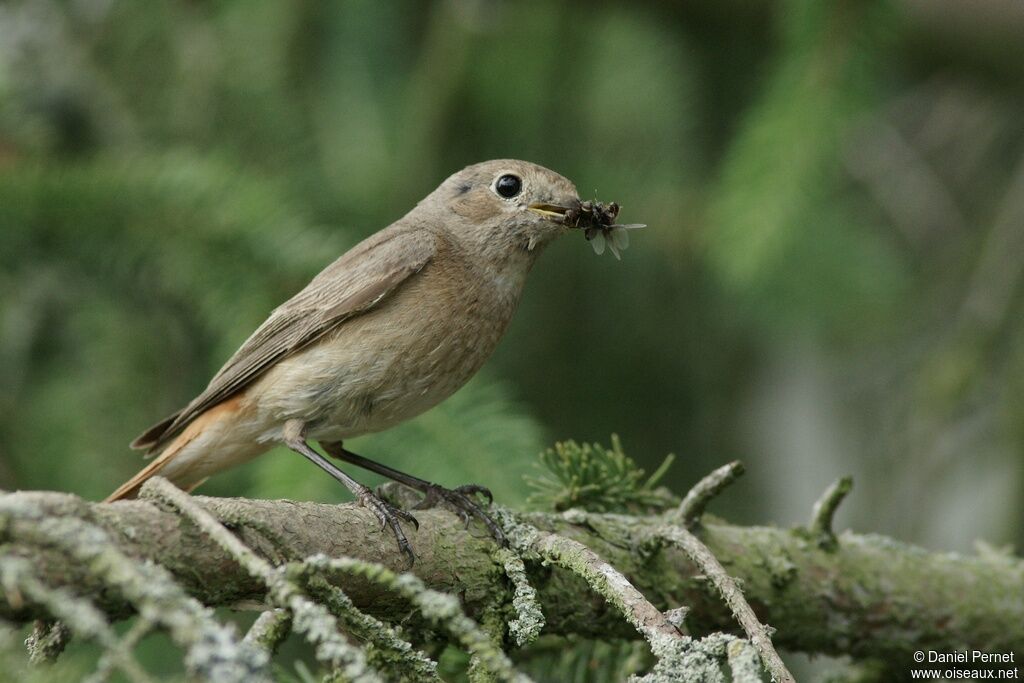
[252,256,526,440]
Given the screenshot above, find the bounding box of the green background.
[1,0,1022,678]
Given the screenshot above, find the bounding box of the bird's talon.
[357,490,417,560]
[414,482,503,544]
[398,542,416,568]
[405,512,421,530]
[456,484,493,504]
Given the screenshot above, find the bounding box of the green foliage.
[705,0,906,334]
[526,435,676,513]
[0,154,340,499]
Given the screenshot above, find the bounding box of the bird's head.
[427,159,582,263]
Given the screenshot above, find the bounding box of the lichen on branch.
[0,443,1021,681]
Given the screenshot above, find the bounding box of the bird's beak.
[527,202,573,224]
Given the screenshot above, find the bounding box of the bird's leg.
[282,420,418,565]
[320,440,506,546]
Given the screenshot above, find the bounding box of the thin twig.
[808,476,854,549]
[725,639,767,683]
[502,508,754,681]
[531,530,684,650]
[242,609,291,657]
[669,461,745,527]
[0,559,154,683]
[493,547,544,647]
[657,526,794,683]
[2,492,267,683]
[86,617,154,683]
[304,574,440,683]
[141,477,381,683]
[25,619,71,664]
[301,554,529,683]
[497,511,713,681]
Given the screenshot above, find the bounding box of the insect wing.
[611,227,629,250]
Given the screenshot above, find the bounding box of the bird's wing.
[133,226,437,453]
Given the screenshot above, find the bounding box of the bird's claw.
[412,483,506,546]
[455,483,493,505]
[357,489,418,565]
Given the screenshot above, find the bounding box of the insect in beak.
[562,200,645,259]
[529,199,644,258]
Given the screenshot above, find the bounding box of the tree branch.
[0,490,1021,662]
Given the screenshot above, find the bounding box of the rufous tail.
[104,430,200,501]
[105,395,245,502]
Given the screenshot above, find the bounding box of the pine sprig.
[526,435,676,513]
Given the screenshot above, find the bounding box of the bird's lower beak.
[527,202,573,223]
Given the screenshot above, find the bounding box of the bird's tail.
[105,430,205,501]
[106,395,250,502]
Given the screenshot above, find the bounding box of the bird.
[106,159,612,562]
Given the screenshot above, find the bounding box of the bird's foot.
[413,483,506,546]
[356,487,419,566]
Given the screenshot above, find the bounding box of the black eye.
[495,174,522,199]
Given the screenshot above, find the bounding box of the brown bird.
[107,159,624,562]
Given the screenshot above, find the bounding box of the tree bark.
[1,490,1021,661]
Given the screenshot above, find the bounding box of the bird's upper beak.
[528,201,575,225]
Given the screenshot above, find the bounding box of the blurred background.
[1,0,1023,675]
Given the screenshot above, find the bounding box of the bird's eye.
[494,174,522,199]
